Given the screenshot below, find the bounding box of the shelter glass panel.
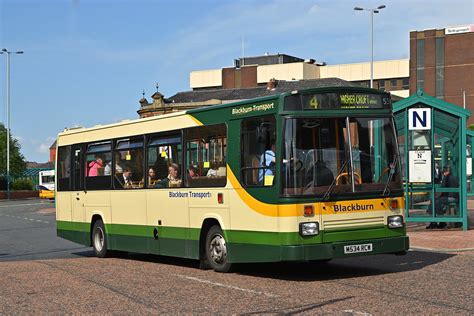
[407,190,432,217]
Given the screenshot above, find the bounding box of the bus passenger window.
[185,124,227,188]
[241,116,276,187]
[147,133,182,188]
[85,141,112,190]
[114,138,144,189]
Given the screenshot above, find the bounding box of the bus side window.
[241,116,276,187]
[147,133,182,188]
[185,124,227,188]
[85,141,112,190]
[57,146,71,191]
[114,137,144,189]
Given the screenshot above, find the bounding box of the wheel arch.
[89,213,104,247]
[199,216,227,261]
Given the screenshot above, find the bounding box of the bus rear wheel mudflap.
[205,225,233,273]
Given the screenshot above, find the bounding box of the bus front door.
[71,145,86,244]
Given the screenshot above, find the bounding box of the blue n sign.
[409,108,431,130]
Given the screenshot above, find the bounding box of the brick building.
[410,24,474,124]
[190,53,409,98]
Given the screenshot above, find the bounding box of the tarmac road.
[0,199,473,314]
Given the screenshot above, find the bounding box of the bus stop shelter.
[393,90,471,231]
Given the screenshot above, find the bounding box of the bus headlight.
[388,215,404,229]
[299,222,319,236]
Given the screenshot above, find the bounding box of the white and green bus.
[56,86,408,272]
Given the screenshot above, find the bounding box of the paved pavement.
[406,201,474,252]
[0,198,473,314]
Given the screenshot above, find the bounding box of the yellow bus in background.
[39,169,55,199]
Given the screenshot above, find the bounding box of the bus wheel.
[205,225,232,273]
[92,219,109,258]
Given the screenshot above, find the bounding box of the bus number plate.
[344,243,373,254]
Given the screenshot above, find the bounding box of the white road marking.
[0,202,51,208]
[341,310,372,315]
[174,274,278,298]
[0,214,49,224]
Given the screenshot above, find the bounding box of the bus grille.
[323,216,385,230]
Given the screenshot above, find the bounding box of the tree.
[0,123,27,177]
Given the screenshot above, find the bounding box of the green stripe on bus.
[58,221,404,245]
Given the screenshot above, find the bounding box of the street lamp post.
[354,5,386,89]
[1,48,24,199]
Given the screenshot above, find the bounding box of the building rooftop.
[169,78,358,103]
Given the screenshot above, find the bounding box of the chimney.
[266,78,277,90]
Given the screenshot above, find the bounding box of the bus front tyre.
[205,225,233,273]
[92,219,109,258]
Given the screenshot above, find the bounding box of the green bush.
[11,178,34,191]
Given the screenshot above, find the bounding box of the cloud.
[37,143,50,154]
[36,136,55,154]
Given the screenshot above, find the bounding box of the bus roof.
[57,85,385,145]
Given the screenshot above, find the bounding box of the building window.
[391,79,398,88]
[185,124,227,188]
[416,39,425,91]
[402,78,410,89]
[379,80,385,90]
[241,116,276,187]
[436,37,445,98]
[85,141,112,190]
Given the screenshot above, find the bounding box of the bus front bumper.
[282,235,410,262]
[228,235,409,263]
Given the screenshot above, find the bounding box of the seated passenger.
[147,167,158,187]
[314,161,334,186]
[88,155,104,177]
[206,161,219,177]
[258,144,276,182]
[104,152,123,175]
[188,166,198,179]
[155,163,181,188]
[115,167,133,188]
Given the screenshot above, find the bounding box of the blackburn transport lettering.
[56,86,408,273]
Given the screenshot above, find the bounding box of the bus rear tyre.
[92,219,109,258]
[205,225,233,273]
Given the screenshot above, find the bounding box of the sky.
[0,0,473,163]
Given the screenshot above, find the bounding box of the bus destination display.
[285,92,391,110]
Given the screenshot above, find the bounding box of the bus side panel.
[189,188,230,260]
[84,191,112,247]
[147,189,190,258]
[226,188,280,263]
[109,190,147,253]
[56,192,81,243]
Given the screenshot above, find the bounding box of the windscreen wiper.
[322,160,349,201]
[382,155,398,197]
